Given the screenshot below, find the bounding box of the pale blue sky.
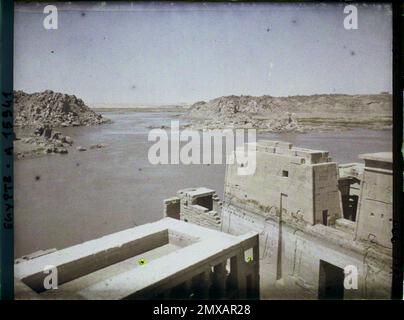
[14,2,392,104]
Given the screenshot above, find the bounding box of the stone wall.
[221,202,391,299]
[221,143,392,299]
[164,197,180,220]
[313,163,342,225]
[164,188,222,230]
[164,142,393,299]
[355,153,393,249]
[225,140,342,225]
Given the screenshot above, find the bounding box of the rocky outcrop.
[14,90,111,127]
[184,93,392,132]
[14,124,74,159]
[14,90,111,159]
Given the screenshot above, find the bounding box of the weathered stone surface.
[15,218,259,300]
[166,140,393,299]
[14,90,111,128]
[164,187,223,230]
[183,94,392,132]
[61,136,73,145]
[89,143,106,150]
[14,90,111,159]
[222,143,392,299]
[355,153,393,248]
[15,124,74,159]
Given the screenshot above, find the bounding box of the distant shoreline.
[92,106,188,113]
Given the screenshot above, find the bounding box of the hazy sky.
[14,2,392,105]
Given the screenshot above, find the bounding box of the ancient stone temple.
[165,140,393,299]
[14,218,259,300]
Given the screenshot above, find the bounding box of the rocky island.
[182,93,392,132]
[14,90,111,159]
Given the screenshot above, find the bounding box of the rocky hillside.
[184,93,392,131]
[14,90,110,127]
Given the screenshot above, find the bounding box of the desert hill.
[14,90,110,127]
[184,93,392,131]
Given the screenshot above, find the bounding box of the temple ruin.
[164,187,222,230]
[165,140,393,299]
[14,218,259,299]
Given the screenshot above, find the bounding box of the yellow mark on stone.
[247,256,253,263]
[138,258,147,266]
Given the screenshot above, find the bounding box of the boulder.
[89,143,106,150]
[61,136,73,145]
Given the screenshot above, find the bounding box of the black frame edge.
[0,0,14,300]
[391,0,403,300]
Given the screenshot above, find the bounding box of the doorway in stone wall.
[322,210,328,226]
[195,195,213,210]
[318,260,344,299]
